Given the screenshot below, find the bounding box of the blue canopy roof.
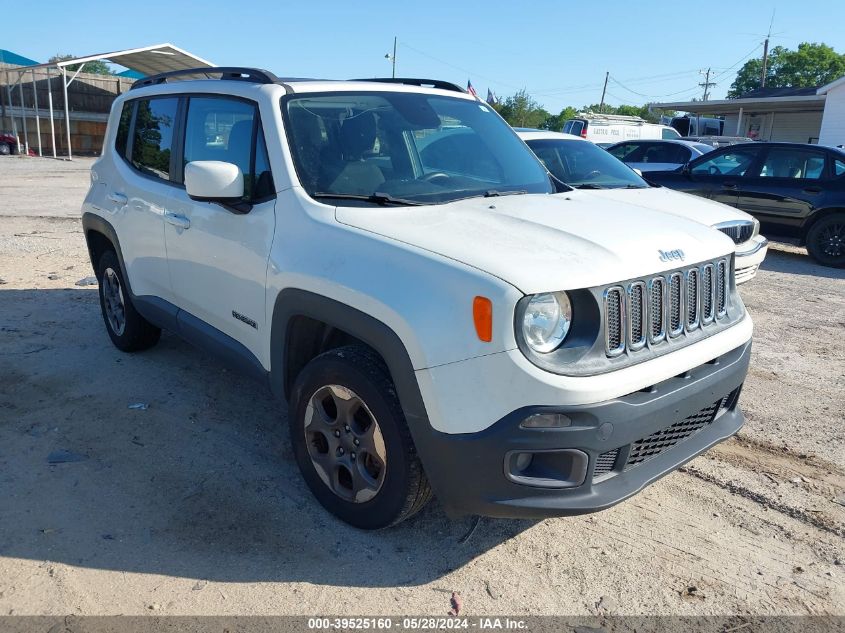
[0,49,39,66]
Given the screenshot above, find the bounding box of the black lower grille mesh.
[624,399,723,470]
[594,449,619,477]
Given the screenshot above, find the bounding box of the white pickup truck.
[81,68,752,528]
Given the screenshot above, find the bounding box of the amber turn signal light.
[473,296,493,342]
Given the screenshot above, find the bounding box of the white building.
[652,77,845,147]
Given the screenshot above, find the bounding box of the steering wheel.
[420,172,451,183]
[583,170,602,180]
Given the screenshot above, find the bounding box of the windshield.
[283,92,554,205]
[525,138,648,189]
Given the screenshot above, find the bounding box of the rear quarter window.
[114,101,133,159]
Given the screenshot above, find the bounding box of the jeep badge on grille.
[659,249,685,263]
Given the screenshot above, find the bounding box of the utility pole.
[384,37,397,78]
[699,68,716,101]
[599,71,609,113]
[760,37,769,87]
[761,9,775,87]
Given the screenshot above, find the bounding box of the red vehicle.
[0,133,37,155]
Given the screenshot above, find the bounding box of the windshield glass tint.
[283,92,553,204]
[525,138,647,189]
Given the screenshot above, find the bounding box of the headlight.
[521,292,572,353]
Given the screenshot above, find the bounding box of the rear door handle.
[107,192,128,205]
[722,181,738,189]
[164,211,191,230]
[803,186,822,194]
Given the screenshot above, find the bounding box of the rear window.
[131,97,179,181]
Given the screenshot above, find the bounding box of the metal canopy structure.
[3,44,213,159]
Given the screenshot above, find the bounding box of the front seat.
[329,112,385,194]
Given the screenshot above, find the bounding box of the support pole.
[47,67,56,158]
[392,36,397,79]
[61,66,72,160]
[31,68,42,156]
[735,107,743,136]
[18,73,29,154]
[5,69,20,154]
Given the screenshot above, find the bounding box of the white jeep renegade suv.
[82,68,753,528]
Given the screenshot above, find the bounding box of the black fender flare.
[81,212,134,294]
[268,289,454,499]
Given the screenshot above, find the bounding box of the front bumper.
[735,236,768,284]
[416,340,751,518]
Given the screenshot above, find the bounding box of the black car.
[645,142,845,267]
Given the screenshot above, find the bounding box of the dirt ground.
[0,155,843,617]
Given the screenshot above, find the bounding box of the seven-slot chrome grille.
[605,259,730,357]
[716,221,754,244]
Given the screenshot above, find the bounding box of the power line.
[398,40,522,91]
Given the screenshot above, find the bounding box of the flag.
[467,79,478,97]
[486,88,498,105]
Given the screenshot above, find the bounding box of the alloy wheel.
[102,267,126,336]
[304,384,387,503]
[817,221,844,258]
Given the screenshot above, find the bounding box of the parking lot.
[0,155,843,616]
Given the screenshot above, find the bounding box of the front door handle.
[164,211,191,230]
[803,186,822,194]
[108,192,128,205]
[722,181,738,189]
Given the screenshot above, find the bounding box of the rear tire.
[0,143,10,155]
[96,250,161,351]
[290,345,432,529]
[806,213,845,268]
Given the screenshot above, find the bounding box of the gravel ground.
[0,155,843,617]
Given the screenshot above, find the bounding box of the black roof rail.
[351,77,466,93]
[131,67,281,90]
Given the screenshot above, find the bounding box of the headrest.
[339,112,377,160]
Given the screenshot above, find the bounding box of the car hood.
[584,186,754,227]
[335,193,735,294]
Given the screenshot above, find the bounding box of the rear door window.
[131,97,179,181]
[757,147,827,180]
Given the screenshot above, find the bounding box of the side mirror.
[185,161,250,213]
[681,162,691,175]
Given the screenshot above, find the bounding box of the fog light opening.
[504,449,588,489]
[520,413,572,429]
[513,452,533,473]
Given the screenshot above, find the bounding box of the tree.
[48,54,113,75]
[493,89,550,129]
[728,42,845,97]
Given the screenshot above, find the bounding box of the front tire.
[806,213,845,268]
[0,143,10,155]
[290,345,432,529]
[96,250,161,351]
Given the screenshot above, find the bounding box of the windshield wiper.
[483,189,528,197]
[573,183,604,189]
[312,192,424,206]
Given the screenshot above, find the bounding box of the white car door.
[107,96,180,301]
[163,95,276,366]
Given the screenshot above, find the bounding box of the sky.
[5,0,844,113]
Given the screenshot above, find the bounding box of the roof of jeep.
[127,68,477,100]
